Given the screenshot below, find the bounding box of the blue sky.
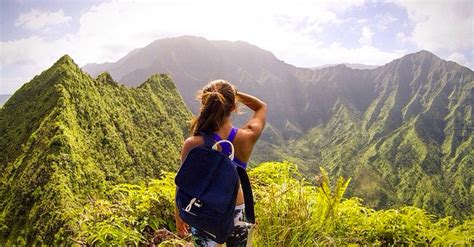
[1,0,473,94]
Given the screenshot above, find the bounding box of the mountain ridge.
[0,55,191,244]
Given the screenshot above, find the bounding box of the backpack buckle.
[185,198,197,212]
[185,198,202,212]
[212,140,235,161]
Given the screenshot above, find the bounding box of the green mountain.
[289,51,473,218]
[83,37,472,218]
[0,55,191,244]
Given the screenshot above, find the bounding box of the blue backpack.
[175,131,255,244]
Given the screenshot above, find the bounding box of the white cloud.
[15,9,72,30]
[374,13,397,30]
[357,18,369,24]
[358,26,374,46]
[0,76,29,94]
[396,32,411,44]
[447,52,473,68]
[0,36,72,94]
[395,0,473,52]
[282,41,405,67]
[1,36,71,68]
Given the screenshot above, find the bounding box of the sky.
[1,0,473,94]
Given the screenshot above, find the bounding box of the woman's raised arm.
[237,91,267,140]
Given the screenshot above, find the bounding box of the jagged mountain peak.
[0,55,191,243]
[96,71,117,86]
[138,73,175,90]
[410,50,438,58]
[54,54,75,65]
[41,54,85,80]
[50,54,83,74]
[387,50,445,68]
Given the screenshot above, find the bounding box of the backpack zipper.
[182,208,197,216]
[202,229,217,238]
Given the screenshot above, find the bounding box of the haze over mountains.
[84,36,473,217]
[84,36,382,139]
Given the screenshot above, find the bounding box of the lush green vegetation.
[70,162,473,246]
[0,53,471,245]
[73,173,177,245]
[251,162,472,246]
[255,53,474,219]
[0,55,191,244]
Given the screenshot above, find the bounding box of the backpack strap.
[201,130,255,223]
[199,131,215,148]
[237,166,255,223]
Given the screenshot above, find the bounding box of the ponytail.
[191,80,236,135]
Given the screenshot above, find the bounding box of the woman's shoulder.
[235,126,261,143]
[183,135,205,149]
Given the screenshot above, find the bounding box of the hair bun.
[206,91,226,104]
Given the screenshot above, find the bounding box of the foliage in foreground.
[73,173,177,245]
[76,162,472,246]
[250,162,472,246]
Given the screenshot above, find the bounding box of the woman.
[175,79,266,246]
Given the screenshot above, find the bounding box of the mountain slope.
[0,55,191,244]
[291,51,473,217]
